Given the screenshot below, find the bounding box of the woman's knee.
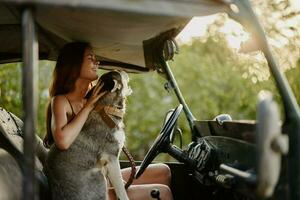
[153,163,172,185]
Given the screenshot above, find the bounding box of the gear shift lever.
[151,189,161,200]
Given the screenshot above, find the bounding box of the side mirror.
[213,114,232,125]
[256,91,289,198]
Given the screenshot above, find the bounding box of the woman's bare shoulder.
[51,95,68,110]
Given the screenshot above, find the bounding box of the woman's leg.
[108,163,173,199]
[121,163,172,187]
[108,184,173,200]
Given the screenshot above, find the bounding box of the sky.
[176,15,217,44]
[176,15,249,49]
[291,0,300,10]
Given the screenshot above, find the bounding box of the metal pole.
[229,1,300,198]
[22,7,38,200]
[159,57,197,134]
[262,44,300,200]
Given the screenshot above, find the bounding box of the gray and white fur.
[45,71,132,200]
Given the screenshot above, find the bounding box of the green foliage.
[0,61,54,136]
[251,0,300,68]
[37,61,55,136]
[285,60,300,104]
[123,33,281,160]
[0,63,22,117]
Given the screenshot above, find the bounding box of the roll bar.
[22,7,38,200]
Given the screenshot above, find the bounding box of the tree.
[250,0,300,69]
[0,62,54,137]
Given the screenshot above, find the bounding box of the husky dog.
[45,71,132,200]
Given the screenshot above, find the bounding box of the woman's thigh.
[121,163,172,186]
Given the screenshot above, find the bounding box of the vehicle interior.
[0,0,300,200]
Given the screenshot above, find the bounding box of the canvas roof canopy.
[0,0,228,72]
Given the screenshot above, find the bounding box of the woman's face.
[80,47,99,81]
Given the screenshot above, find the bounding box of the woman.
[43,42,173,200]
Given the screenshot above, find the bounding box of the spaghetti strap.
[64,95,76,117]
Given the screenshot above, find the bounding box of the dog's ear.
[102,77,114,92]
[111,79,122,93]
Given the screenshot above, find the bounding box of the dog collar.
[94,104,124,129]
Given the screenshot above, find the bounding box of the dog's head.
[86,71,132,108]
[100,71,132,97]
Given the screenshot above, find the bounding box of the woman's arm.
[51,82,105,150]
[51,96,91,150]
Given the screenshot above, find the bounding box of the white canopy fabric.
[0,0,228,71]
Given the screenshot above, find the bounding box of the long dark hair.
[43,42,91,148]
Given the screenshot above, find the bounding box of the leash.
[122,146,136,189]
[94,104,136,189]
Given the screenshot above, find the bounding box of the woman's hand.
[85,80,107,110]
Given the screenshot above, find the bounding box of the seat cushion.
[0,107,48,170]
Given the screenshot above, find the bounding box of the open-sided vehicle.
[0,0,299,199]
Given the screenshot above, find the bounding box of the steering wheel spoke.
[135,104,183,179]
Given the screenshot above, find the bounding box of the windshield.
[0,0,299,162]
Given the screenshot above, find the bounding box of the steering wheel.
[135,104,183,179]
